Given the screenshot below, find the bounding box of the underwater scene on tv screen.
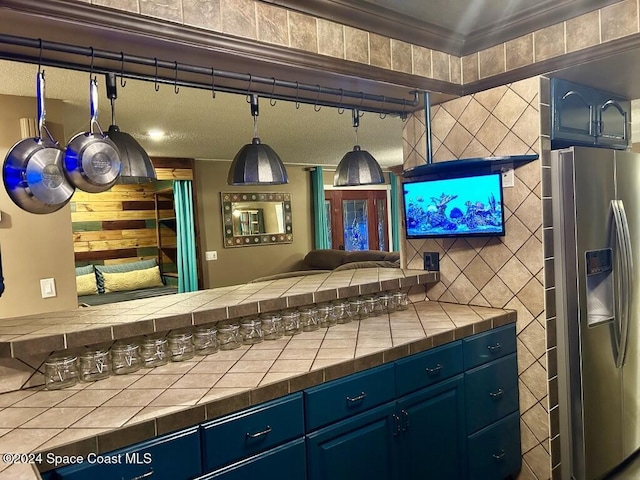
[404,173,504,238]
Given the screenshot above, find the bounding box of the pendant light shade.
[105,73,157,184]
[333,110,384,187]
[228,94,288,185]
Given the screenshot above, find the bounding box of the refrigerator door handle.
[611,200,633,368]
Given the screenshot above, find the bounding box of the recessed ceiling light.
[147,129,165,140]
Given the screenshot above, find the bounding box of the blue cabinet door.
[196,438,306,480]
[396,375,467,480]
[49,427,201,480]
[306,402,398,480]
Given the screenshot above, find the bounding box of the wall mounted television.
[403,172,505,239]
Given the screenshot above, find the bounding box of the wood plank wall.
[71,158,195,278]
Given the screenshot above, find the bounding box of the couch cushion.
[75,264,94,276]
[102,266,164,293]
[334,261,400,271]
[95,259,158,293]
[383,252,400,264]
[302,249,347,270]
[344,250,391,263]
[250,270,332,283]
[76,273,98,296]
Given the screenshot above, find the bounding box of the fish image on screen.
[403,172,505,239]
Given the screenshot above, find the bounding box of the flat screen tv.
[403,172,505,239]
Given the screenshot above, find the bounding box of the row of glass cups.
[43,290,410,390]
[43,326,220,390]
[213,290,410,349]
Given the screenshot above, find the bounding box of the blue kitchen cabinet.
[45,426,201,480]
[397,375,467,480]
[463,323,521,479]
[200,393,304,472]
[195,438,306,480]
[306,402,398,480]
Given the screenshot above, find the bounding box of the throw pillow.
[102,266,164,293]
[95,259,158,294]
[76,272,98,296]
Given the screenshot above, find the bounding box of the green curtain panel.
[389,172,400,252]
[311,167,330,249]
[174,180,198,293]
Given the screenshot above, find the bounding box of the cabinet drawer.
[201,393,304,472]
[463,324,516,370]
[305,364,395,432]
[468,411,521,480]
[50,426,201,480]
[465,353,518,434]
[395,340,463,397]
[196,438,306,480]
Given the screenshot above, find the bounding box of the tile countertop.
[0,299,515,480]
[0,268,437,358]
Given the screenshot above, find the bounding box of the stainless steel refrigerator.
[552,146,640,480]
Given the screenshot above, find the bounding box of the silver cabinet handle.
[246,426,272,438]
[487,343,501,353]
[392,414,401,436]
[425,364,442,375]
[401,409,409,432]
[346,392,367,404]
[130,469,154,480]
[492,450,506,461]
[489,388,504,399]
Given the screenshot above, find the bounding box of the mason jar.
[393,291,409,311]
[140,336,169,367]
[79,348,111,382]
[349,297,366,320]
[260,313,284,340]
[194,326,219,355]
[316,303,337,328]
[44,354,79,390]
[217,322,242,350]
[298,306,319,332]
[332,300,351,324]
[111,341,142,375]
[366,296,383,317]
[240,317,264,345]
[379,293,396,314]
[168,331,195,361]
[281,310,301,336]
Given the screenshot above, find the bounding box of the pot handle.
[89,77,105,136]
[36,71,56,144]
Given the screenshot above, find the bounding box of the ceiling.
[2,0,638,168]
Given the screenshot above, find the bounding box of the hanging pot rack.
[0,33,421,117]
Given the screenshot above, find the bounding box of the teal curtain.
[311,167,330,249]
[389,172,400,252]
[174,180,198,293]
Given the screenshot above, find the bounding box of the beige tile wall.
[67,0,640,89]
[402,77,552,480]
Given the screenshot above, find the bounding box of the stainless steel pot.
[64,77,121,193]
[2,71,75,214]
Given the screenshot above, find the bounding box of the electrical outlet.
[205,251,218,261]
[40,278,56,298]
[493,163,514,188]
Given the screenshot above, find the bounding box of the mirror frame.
[221,192,293,247]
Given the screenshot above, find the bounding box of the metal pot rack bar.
[0,33,420,117]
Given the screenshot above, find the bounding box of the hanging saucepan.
[64,77,121,193]
[2,71,75,214]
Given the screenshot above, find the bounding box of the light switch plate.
[40,278,56,298]
[205,251,218,261]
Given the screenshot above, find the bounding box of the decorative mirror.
[221,192,293,247]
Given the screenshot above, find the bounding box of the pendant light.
[227,94,288,185]
[104,73,157,184]
[333,109,384,187]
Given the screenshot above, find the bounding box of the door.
[396,375,466,480]
[306,402,398,480]
[553,147,622,480]
[325,190,388,251]
[615,151,640,460]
